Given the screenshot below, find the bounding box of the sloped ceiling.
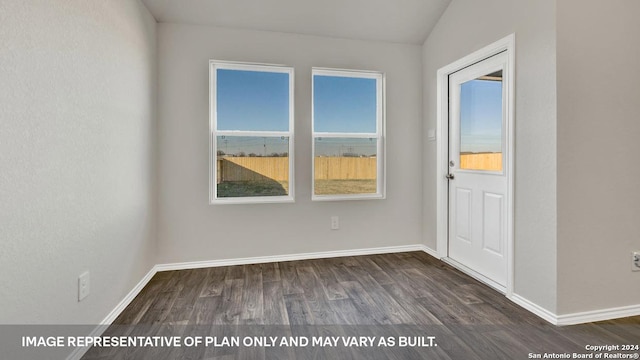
[141,0,451,44]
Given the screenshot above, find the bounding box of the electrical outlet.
[633,252,640,272]
[78,271,90,301]
[331,216,339,230]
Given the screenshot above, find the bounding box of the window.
[459,70,504,171]
[210,61,294,204]
[312,68,385,200]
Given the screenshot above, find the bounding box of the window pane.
[313,75,377,133]
[314,137,377,195]
[216,136,289,197]
[459,70,503,171]
[216,69,289,131]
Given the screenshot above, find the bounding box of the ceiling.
[141,0,452,44]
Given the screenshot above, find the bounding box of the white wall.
[157,24,423,263]
[422,0,558,312]
[557,0,640,314]
[0,0,157,324]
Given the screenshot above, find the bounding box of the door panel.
[448,52,508,288]
[455,188,472,242]
[482,192,503,255]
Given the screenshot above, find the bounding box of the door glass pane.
[459,70,503,171]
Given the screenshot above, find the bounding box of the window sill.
[312,193,385,202]
[210,195,295,205]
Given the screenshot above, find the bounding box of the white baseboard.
[100,267,158,324]
[67,243,640,359]
[556,304,640,326]
[67,243,426,359]
[418,244,440,259]
[155,244,426,272]
[66,266,157,360]
[509,293,640,326]
[508,293,558,325]
[68,244,425,358]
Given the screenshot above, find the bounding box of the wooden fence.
[218,157,289,183]
[217,156,377,183]
[460,153,503,171]
[314,157,377,180]
[217,154,501,183]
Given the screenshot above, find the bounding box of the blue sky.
[216,69,289,131]
[216,69,378,156]
[460,79,503,153]
[314,75,377,133]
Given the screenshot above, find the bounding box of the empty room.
[1,0,639,359]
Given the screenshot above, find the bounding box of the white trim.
[208,59,292,70]
[68,244,429,357]
[67,244,640,359]
[215,131,291,137]
[212,196,296,205]
[66,267,157,360]
[419,244,440,259]
[508,293,558,325]
[312,67,383,78]
[435,34,516,296]
[209,60,295,204]
[66,326,110,360]
[313,132,378,138]
[556,304,640,326]
[312,192,385,202]
[100,268,157,325]
[507,295,640,327]
[505,34,516,298]
[311,67,386,201]
[155,244,424,272]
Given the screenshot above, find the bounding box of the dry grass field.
[314,179,377,195]
[217,157,378,197]
[217,181,289,197]
[216,179,378,197]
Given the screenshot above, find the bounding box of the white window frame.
[209,60,295,204]
[311,68,386,201]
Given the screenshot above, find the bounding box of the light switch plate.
[427,129,436,140]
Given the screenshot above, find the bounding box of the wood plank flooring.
[82,252,640,359]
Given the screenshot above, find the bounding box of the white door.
[448,52,508,289]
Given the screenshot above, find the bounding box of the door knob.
[445,173,455,180]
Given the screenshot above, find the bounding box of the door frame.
[435,34,515,296]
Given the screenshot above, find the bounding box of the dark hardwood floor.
[82,252,640,359]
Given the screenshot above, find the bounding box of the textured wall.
[157,24,423,263]
[557,0,640,314]
[0,0,157,324]
[422,0,558,312]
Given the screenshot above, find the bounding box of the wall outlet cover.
[331,216,339,230]
[78,271,90,301]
